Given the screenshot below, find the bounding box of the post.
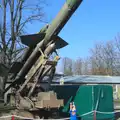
[11,115,14,120]
[94,110,96,120]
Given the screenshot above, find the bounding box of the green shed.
[51,85,115,120]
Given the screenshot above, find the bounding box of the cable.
[0,111,93,120]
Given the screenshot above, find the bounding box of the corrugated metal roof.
[53,75,120,84]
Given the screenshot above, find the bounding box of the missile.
[4,0,83,93]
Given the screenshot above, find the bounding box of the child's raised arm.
[70,102,73,111]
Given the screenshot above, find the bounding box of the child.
[69,102,77,120]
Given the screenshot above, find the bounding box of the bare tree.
[90,43,106,75]
[89,40,117,75]
[114,34,120,75]
[0,0,46,67]
[0,0,46,98]
[62,57,73,75]
[102,41,115,75]
[73,58,82,75]
[81,57,91,75]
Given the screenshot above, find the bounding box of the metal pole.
[94,110,96,120]
[11,115,14,120]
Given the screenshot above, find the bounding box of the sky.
[26,0,120,72]
[27,0,120,60]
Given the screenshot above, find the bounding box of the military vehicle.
[0,0,82,119]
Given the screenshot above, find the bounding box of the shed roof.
[52,75,120,84]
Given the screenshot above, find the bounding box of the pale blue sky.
[27,0,120,60]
